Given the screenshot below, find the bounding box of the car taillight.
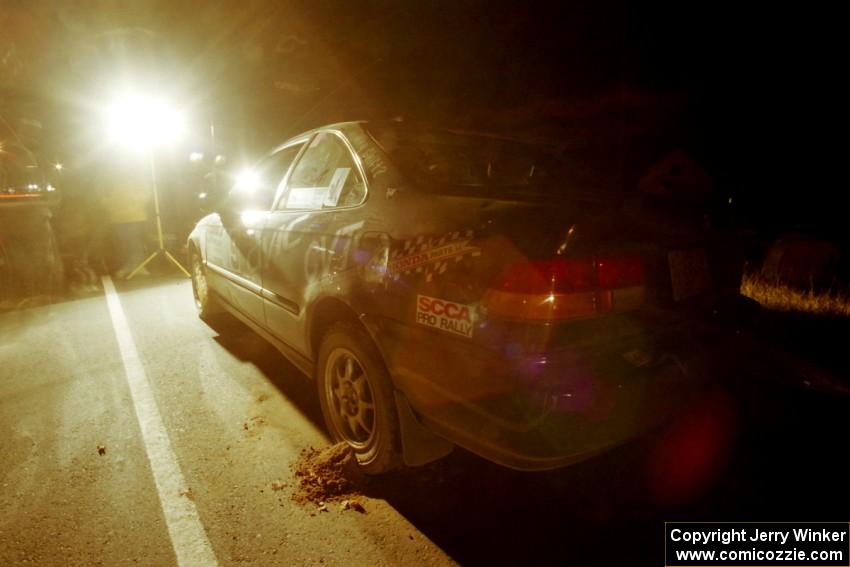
[482,255,646,321]
[596,256,645,289]
[495,258,597,294]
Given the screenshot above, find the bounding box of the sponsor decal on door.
[389,230,481,282]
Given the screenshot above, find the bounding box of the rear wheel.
[317,322,402,474]
[190,250,222,320]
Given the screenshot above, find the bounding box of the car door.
[205,147,301,325]
[263,131,368,355]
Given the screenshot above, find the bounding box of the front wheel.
[317,322,402,474]
[190,250,222,320]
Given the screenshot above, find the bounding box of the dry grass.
[741,273,850,317]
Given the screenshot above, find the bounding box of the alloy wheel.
[324,347,376,448]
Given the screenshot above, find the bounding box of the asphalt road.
[2,275,849,566]
[0,276,450,566]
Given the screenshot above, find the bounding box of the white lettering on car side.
[304,220,365,282]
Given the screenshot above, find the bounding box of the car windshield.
[366,125,570,188]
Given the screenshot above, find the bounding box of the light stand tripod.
[125,153,190,279]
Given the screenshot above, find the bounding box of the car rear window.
[365,125,569,189]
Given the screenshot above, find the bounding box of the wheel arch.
[187,234,203,260]
[307,295,454,467]
[307,296,365,362]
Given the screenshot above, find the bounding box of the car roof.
[270,121,366,153]
[269,120,538,156]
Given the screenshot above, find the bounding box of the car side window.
[280,132,366,210]
[231,144,304,210]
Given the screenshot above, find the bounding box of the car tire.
[317,321,402,475]
[190,249,222,320]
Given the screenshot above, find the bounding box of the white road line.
[102,276,219,567]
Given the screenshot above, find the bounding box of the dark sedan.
[188,121,753,473]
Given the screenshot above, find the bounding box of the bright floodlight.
[234,168,261,193]
[105,92,186,151]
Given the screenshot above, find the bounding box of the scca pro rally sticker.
[416,295,475,338]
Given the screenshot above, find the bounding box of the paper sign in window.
[324,167,351,207]
[287,187,328,209]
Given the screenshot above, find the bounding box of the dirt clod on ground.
[243,416,266,431]
[291,443,368,507]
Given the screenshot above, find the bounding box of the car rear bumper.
[365,309,740,471]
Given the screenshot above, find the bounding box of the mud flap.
[394,391,454,466]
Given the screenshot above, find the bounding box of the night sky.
[1,1,843,236]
